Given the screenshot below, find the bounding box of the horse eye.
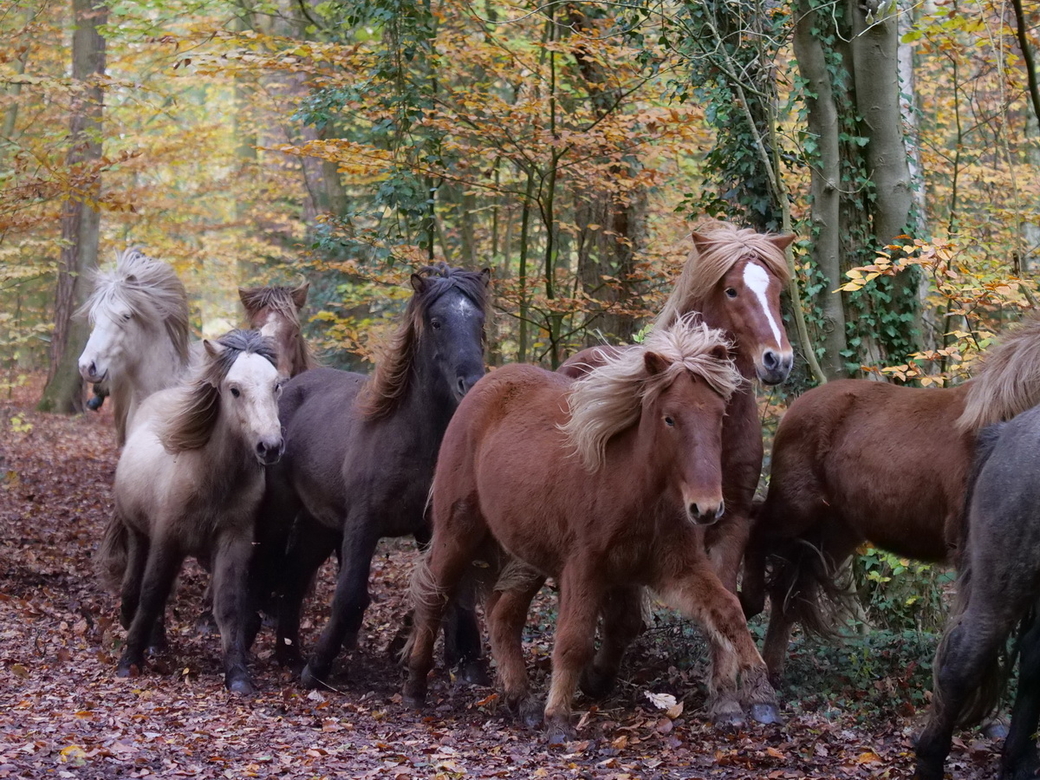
[725,287,738,299]
[122,312,133,321]
[230,387,241,398]
[664,416,675,427]
[430,319,442,330]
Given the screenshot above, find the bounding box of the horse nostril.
[715,501,726,520]
[456,377,467,397]
[88,361,97,377]
[689,503,702,519]
[763,350,779,370]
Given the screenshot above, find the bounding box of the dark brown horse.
[404,316,778,742]
[744,316,1040,684]
[257,263,490,689]
[916,413,1040,780]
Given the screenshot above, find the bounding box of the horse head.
[207,336,285,466]
[238,283,314,378]
[412,265,491,405]
[701,235,794,385]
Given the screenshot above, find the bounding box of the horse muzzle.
[686,498,726,526]
[453,371,484,403]
[255,438,285,466]
[756,349,794,385]
[79,359,107,384]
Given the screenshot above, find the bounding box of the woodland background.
[1,0,1038,775]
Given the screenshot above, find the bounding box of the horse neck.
[128,331,190,398]
[200,407,259,485]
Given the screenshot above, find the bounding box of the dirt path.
[0,392,998,779]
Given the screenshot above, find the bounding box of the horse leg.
[740,541,767,619]
[658,565,779,727]
[212,531,255,695]
[404,519,487,708]
[443,572,489,686]
[1001,612,1040,780]
[274,517,338,669]
[118,539,182,678]
[119,528,148,630]
[542,565,602,744]
[300,528,380,689]
[580,585,644,699]
[487,572,546,727]
[915,609,1011,780]
[707,512,751,595]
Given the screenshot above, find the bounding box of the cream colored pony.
[100,329,284,694]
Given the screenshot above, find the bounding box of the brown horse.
[743,316,1040,684]
[238,283,318,378]
[404,316,778,742]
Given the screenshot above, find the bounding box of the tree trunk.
[794,0,848,379]
[39,0,107,413]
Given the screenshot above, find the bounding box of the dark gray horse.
[916,408,1040,780]
[256,263,490,688]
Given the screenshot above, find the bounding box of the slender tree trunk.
[39,0,107,413]
[794,0,848,379]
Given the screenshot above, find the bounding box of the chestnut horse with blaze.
[404,317,778,741]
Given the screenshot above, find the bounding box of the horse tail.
[931,419,1012,726]
[96,514,128,592]
[931,555,1016,727]
[764,532,858,640]
[958,315,1040,431]
[397,552,450,666]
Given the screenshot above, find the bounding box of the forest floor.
[0,383,1003,779]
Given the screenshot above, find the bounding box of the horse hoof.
[517,698,544,730]
[457,661,491,687]
[300,664,332,690]
[711,700,745,730]
[227,676,255,696]
[579,666,616,700]
[116,662,140,679]
[749,702,782,725]
[981,719,1009,740]
[545,718,574,746]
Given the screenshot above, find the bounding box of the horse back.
[558,345,626,379]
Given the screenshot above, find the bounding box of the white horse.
[99,329,284,694]
[78,248,192,445]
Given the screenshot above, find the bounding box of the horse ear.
[203,339,225,358]
[644,351,669,376]
[690,232,714,255]
[237,287,251,309]
[479,268,492,286]
[291,282,310,309]
[710,344,731,362]
[769,233,796,252]
[410,273,426,294]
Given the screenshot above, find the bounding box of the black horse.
[256,263,490,688]
[916,407,1040,780]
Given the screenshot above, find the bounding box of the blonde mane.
[654,220,791,330]
[561,314,743,471]
[83,247,191,362]
[958,315,1040,431]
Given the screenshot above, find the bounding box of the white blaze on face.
[742,262,782,349]
[225,352,282,443]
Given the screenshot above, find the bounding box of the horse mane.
[654,220,792,330]
[238,284,319,373]
[562,314,744,471]
[958,314,1040,431]
[356,263,491,419]
[160,329,277,453]
[83,247,191,362]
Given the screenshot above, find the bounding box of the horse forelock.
[83,247,191,360]
[160,329,277,452]
[654,221,791,331]
[958,314,1040,431]
[357,263,490,419]
[240,285,318,374]
[562,315,742,471]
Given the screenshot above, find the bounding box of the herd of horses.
[71,230,1040,777]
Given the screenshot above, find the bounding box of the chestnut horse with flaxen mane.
[743,315,1040,684]
[404,316,778,742]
